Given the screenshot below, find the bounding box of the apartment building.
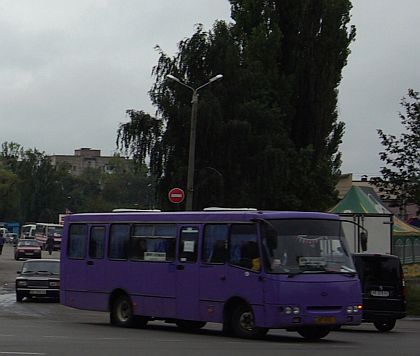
[49,148,126,176]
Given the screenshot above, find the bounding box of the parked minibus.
[35,223,63,250]
[20,224,36,239]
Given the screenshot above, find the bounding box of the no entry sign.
[168,187,185,204]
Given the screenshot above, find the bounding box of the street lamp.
[166,73,223,210]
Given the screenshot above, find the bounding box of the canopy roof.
[330,185,420,237]
[393,216,420,236]
[330,186,392,215]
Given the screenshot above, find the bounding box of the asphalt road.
[1,243,419,356]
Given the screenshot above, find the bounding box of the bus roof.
[63,210,339,224]
[36,223,63,227]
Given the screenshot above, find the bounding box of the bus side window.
[68,224,87,259]
[230,224,260,272]
[89,226,105,259]
[178,227,199,263]
[109,224,130,260]
[203,224,228,263]
[131,224,176,262]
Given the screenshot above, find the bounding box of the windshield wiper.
[35,270,53,275]
[323,269,356,277]
[287,269,356,277]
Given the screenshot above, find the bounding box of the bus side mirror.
[360,231,368,252]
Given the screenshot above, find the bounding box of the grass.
[406,282,420,315]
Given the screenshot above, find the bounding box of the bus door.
[176,225,201,320]
[199,224,229,321]
[86,225,107,298]
[226,224,264,306]
[64,224,107,310]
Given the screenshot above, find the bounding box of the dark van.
[352,253,407,331]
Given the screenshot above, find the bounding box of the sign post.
[168,188,185,204]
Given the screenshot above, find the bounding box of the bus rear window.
[354,256,401,285]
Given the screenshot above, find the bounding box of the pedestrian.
[46,235,54,255]
[0,233,5,255]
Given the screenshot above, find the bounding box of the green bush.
[406,282,420,316]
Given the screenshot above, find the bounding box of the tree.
[118,0,355,211]
[0,161,20,220]
[0,142,75,222]
[373,89,420,217]
[0,142,156,220]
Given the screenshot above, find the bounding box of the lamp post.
[166,74,223,211]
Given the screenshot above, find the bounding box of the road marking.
[42,335,70,339]
[0,353,45,355]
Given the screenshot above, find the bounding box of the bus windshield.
[48,226,63,237]
[263,219,355,274]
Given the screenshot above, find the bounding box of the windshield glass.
[262,219,355,274]
[22,261,60,274]
[48,226,63,237]
[18,240,39,247]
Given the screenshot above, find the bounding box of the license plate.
[30,290,46,295]
[315,317,336,325]
[371,290,389,297]
[26,253,33,255]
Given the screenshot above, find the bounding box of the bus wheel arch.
[223,297,268,339]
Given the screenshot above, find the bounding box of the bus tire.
[297,327,330,340]
[373,319,396,332]
[110,295,136,327]
[231,304,268,339]
[175,320,206,331]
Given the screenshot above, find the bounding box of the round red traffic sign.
[168,187,185,204]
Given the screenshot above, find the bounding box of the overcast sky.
[1,0,419,179]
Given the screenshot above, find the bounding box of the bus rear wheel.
[231,304,268,339]
[110,295,136,327]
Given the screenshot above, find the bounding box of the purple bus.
[60,209,362,340]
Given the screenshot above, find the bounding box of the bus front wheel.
[110,295,136,327]
[231,304,268,339]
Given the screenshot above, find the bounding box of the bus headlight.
[285,307,293,315]
[284,306,301,315]
[292,307,301,315]
[347,305,362,314]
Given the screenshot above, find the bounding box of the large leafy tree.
[0,161,20,220]
[69,158,155,213]
[0,142,73,222]
[118,0,355,211]
[373,89,420,216]
[0,142,155,221]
